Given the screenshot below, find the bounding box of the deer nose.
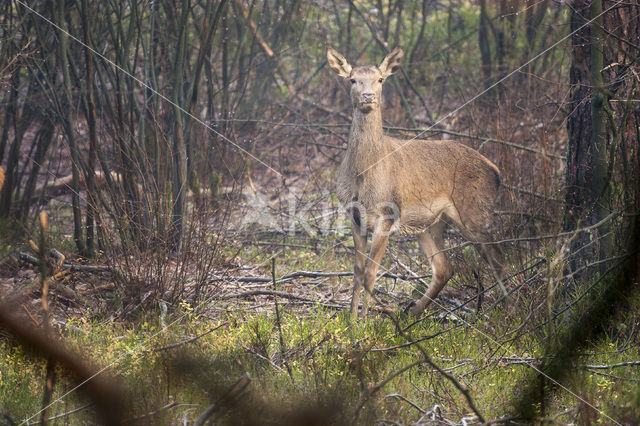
[362,93,375,103]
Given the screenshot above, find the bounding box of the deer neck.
[348,108,387,176]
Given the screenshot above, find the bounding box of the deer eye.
[350,79,356,84]
[378,78,384,83]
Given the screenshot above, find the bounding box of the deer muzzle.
[361,93,376,104]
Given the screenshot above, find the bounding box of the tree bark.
[57,0,86,255]
[170,0,191,251]
[478,0,492,86]
[564,0,612,282]
[81,0,97,257]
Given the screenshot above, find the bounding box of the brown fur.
[327,47,506,318]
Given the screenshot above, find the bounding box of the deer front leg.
[411,221,453,315]
[360,222,392,318]
[350,221,368,317]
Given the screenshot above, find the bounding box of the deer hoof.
[402,300,426,316]
[411,303,425,315]
[401,300,417,316]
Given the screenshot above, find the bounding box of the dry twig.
[154,321,229,352]
[193,373,251,426]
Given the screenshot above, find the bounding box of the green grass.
[2,297,639,424]
[2,207,638,424]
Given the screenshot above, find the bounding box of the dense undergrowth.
[2,224,640,424]
[2,194,639,424]
[2,297,640,424]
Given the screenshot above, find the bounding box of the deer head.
[327,46,404,113]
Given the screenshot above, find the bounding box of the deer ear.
[327,47,352,78]
[379,46,404,77]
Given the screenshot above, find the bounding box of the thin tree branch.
[153,321,229,352]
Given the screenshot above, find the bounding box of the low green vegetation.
[2,292,639,424]
[2,213,639,424]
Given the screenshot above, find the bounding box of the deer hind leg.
[359,221,392,319]
[475,235,507,296]
[350,220,368,317]
[458,222,507,297]
[410,220,453,315]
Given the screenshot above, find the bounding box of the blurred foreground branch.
[0,309,129,425]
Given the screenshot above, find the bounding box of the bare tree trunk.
[478,0,492,86]
[589,0,612,274]
[19,124,54,219]
[170,0,191,250]
[81,0,97,257]
[564,0,612,282]
[0,76,21,216]
[56,0,86,254]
